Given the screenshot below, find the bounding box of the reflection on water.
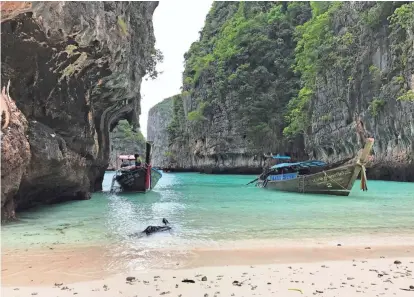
[2,172,414,261]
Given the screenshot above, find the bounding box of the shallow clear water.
[2,173,414,250]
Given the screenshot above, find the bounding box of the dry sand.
[2,244,414,297]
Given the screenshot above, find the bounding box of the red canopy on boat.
[119,155,135,160]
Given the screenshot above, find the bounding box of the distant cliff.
[158,1,413,179]
[1,1,160,221]
[147,96,173,168]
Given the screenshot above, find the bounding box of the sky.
[140,0,214,137]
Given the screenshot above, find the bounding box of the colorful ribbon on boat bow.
[357,160,368,191]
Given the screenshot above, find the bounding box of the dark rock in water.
[126,277,135,282]
[337,244,342,246]
[142,218,172,235]
[1,2,159,221]
[202,276,207,281]
[394,260,402,265]
[129,219,172,237]
[142,225,171,235]
[182,279,195,283]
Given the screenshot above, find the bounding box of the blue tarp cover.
[270,160,327,170]
[268,172,298,181]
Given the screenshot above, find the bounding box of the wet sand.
[2,242,414,289]
[1,246,110,286]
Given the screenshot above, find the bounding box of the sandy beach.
[2,243,414,297]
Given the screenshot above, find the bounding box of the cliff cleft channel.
[147,96,173,168]
[1,1,159,221]
[108,120,146,170]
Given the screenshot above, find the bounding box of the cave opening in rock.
[106,117,147,179]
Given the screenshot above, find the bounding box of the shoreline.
[2,240,414,287]
[4,231,414,252]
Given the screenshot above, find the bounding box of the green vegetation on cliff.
[114,120,146,144]
[284,1,413,136]
[165,1,413,168]
[110,119,146,156]
[171,2,312,149]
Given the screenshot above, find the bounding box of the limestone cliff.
[165,2,309,174]
[1,1,159,221]
[285,2,414,181]
[147,96,173,168]
[0,84,31,221]
[162,1,413,180]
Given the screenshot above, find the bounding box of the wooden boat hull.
[256,164,358,196]
[110,142,162,193]
[114,167,162,193]
[255,138,374,196]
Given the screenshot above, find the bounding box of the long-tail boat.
[252,138,374,196]
[110,142,162,193]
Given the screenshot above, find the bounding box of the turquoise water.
[2,173,414,250]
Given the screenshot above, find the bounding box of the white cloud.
[140,0,214,137]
